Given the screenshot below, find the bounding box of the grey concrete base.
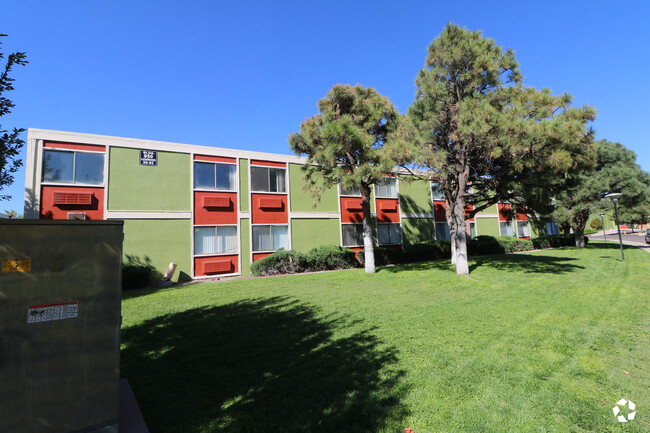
[120,379,150,433]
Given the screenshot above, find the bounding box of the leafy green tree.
[553,140,650,245]
[289,84,402,273]
[398,24,595,274]
[0,34,27,201]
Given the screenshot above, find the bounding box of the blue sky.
[2,1,649,213]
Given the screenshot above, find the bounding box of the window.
[194,226,238,255]
[342,224,364,247]
[435,222,450,241]
[377,223,401,245]
[251,166,286,192]
[340,184,361,196]
[517,221,531,237]
[431,182,445,200]
[500,221,515,237]
[375,177,397,198]
[252,225,288,251]
[194,162,236,190]
[42,149,104,185]
[546,222,560,236]
[470,221,477,239]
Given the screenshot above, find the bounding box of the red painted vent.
[204,260,232,274]
[53,192,92,205]
[380,202,398,212]
[203,197,231,208]
[343,199,362,211]
[259,197,283,209]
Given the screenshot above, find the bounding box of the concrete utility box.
[0,220,123,433]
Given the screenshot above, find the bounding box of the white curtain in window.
[377,225,390,244]
[376,178,397,197]
[517,221,530,237]
[500,221,515,237]
[272,225,289,250]
[195,227,216,255]
[217,226,237,253]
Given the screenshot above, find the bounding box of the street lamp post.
[604,193,625,263]
[599,213,606,243]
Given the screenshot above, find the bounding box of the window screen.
[342,224,364,247]
[375,178,397,198]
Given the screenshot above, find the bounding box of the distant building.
[24,129,538,281]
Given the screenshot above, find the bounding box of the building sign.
[27,301,79,324]
[2,258,31,273]
[140,150,158,166]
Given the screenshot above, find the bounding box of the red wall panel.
[251,193,288,224]
[498,203,512,221]
[516,207,528,221]
[376,198,400,223]
[40,186,104,220]
[194,255,239,276]
[433,201,446,221]
[340,197,363,223]
[44,141,106,152]
[252,252,272,262]
[194,154,236,163]
[464,204,476,222]
[194,191,238,225]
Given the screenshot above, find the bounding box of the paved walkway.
[588,231,650,254]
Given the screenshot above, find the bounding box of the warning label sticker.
[27,301,79,324]
[2,258,31,273]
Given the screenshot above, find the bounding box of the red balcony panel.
[498,203,512,221]
[340,197,363,223]
[515,207,528,221]
[251,194,287,224]
[40,186,104,220]
[194,192,237,225]
[194,255,238,276]
[464,204,476,222]
[252,252,272,262]
[376,198,400,223]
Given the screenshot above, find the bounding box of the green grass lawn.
[121,242,650,433]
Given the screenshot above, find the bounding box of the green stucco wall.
[239,159,249,212]
[291,218,340,252]
[120,218,192,283]
[240,218,251,275]
[402,217,435,247]
[108,147,190,210]
[480,204,498,215]
[289,163,339,212]
[399,177,433,214]
[476,217,500,237]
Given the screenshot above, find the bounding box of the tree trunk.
[572,210,590,248]
[445,199,456,265]
[452,198,469,275]
[360,184,376,274]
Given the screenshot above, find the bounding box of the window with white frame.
[546,222,560,236]
[431,182,445,200]
[377,223,401,245]
[340,184,361,196]
[470,221,477,239]
[194,226,238,255]
[251,166,286,193]
[42,149,104,185]
[194,162,236,190]
[517,221,531,237]
[341,224,364,247]
[500,221,515,237]
[435,222,451,241]
[252,225,289,252]
[375,177,397,198]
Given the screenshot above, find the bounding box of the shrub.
[590,219,603,230]
[532,234,588,249]
[357,247,404,266]
[250,249,309,276]
[402,240,451,262]
[306,245,358,271]
[495,236,534,253]
[468,235,505,256]
[122,264,155,290]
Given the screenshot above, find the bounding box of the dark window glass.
[342,224,364,247]
[251,166,270,192]
[195,162,215,189]
[74,152,104,185]
[216,164,236,190]
[42,150,74,183]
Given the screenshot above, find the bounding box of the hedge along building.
[24,129,537,281]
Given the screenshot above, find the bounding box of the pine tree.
[0,34,28,201]
[402,24,595,274]
[289,84,403,274]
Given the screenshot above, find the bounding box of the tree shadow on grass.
[121,296,409,433]
[378,253,584,275]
